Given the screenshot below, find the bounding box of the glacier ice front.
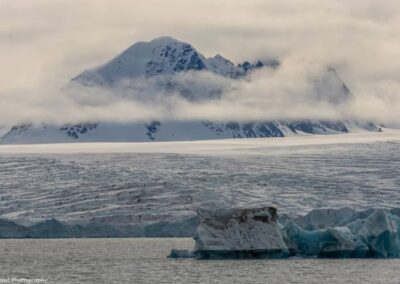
[169,207,400,259]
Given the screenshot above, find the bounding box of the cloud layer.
[0,0,399,127]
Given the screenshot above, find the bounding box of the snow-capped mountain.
[71,36,257,86]
[0,36,378,144]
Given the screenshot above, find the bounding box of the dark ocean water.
[0,238,399,284]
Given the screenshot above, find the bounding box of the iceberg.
[283,221,370,258]
[169,207,400,259]
[346,209,400,257]
[285,208,400,258]
[174,207,289,259]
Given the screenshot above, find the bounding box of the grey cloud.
[0,0,399,127]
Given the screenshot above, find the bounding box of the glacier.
[0,132,400,240]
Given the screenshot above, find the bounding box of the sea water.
[0,238,399,284]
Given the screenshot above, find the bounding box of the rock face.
[193,207,288,259]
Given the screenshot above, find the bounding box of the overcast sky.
[0,0,399,126]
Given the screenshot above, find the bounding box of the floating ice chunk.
[284,221,369,257]
[347,209,400,257]
[168,249,194,258]
[286,208,400,258]
[290,207,357,230]
[193,207,288,259]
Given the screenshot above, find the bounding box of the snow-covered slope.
[71,36,245,86]
[1,120,354,144]
[1,36,378,144]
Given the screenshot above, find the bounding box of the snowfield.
[0,129,399,237]
[0,128,399,155]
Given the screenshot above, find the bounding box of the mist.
[1,0,399,127]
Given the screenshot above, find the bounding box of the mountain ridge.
[71,36,266,86]
[0,36,379,144]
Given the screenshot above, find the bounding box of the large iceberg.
[284,208,400,258]
[170,207,400,259]
[193,207,288,259]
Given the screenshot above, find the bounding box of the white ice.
[0,130,399,237]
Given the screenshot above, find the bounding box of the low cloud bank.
[1,58,399,128]
[0,0,399,127]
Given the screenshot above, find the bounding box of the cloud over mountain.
[0,0,399,128]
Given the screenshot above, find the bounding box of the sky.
[0,0,399,126]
